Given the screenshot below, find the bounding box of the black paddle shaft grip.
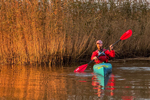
[112,39,121,47]
[88,60,94,65]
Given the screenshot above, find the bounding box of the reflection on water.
[118,67,150,71]
[0,65,68,100]
[91,73,115,98]
[0,61,150,100]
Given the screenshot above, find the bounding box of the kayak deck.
[93,63,112,76]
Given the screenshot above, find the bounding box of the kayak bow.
[93,63,112,76]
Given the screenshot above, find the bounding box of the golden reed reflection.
[0,65,67,100]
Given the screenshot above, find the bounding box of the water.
[0,61,150,100]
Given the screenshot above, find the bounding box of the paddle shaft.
[112,39,121,47]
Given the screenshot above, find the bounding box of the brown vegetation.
[0,0,150,65]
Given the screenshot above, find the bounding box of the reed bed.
[0,0,150,65]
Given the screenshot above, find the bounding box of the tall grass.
[0,0,150,65]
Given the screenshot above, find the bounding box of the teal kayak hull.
[93,63,112,76]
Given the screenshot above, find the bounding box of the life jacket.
[97,49,108,63]
[91,49,115,64]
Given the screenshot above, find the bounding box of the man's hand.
[109,44,113,51]
[93,56,98,60]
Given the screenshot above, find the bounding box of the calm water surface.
[0,61,150,100]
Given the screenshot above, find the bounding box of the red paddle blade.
[120,30,132,40]
[74,64,88,72]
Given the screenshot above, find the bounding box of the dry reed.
[0,0,150,65]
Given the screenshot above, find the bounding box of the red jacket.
[91,49,115,64]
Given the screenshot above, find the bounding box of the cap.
[96,40,103,44]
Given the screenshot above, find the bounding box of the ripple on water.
[117,67,150,71]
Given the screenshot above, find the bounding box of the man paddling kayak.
[91,40,115,64]
[74,30,132,73]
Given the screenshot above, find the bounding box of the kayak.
[93,62,112,76]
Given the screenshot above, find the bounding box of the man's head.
[96,40,103,50]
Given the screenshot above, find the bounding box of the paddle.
[74,30,132,73]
